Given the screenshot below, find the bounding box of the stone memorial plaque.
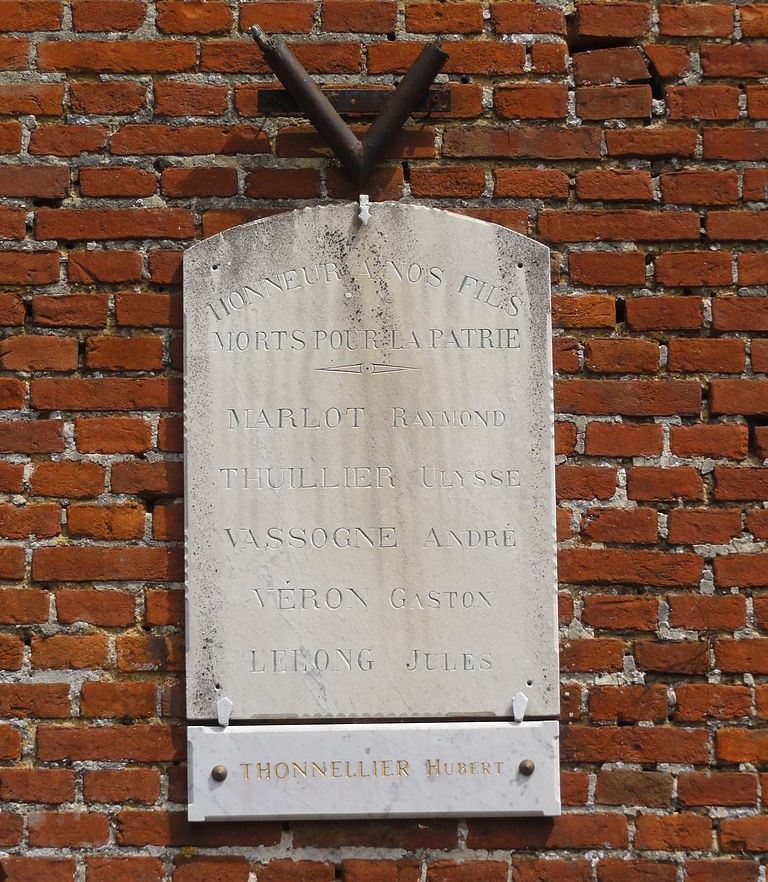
[184,203,557,722]
[188,721,560,820]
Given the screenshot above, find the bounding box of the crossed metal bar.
[249,26,448,186]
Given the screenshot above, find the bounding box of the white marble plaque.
[188,721,560,820]
[184,203,557,721]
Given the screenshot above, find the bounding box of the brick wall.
[0,0,767,879]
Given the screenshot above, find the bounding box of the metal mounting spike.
[358,194,371,225]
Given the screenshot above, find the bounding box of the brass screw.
[211,764,228,782]
[518,759,535,776]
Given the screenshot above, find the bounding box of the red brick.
[598,862,677,882]
[662,171,739,206]
[667,85,739,121]
[494,85,568,119]
[145,588,184,626]
[86,335,164,371]
[56,588,135,626]
[557,379,701,416]
[713,298,768,331]
[156,1,232,34]
[0,0,62,30]
[239,3,314,34]
[75,417,151,454]
[31,634,108,669]
[68,251,142,284]
[1,336,74,371]
[427,863,506,882]
[36,208,194,241]
[445,126,600,160]
[149,250,183,284]
[491,2,566,34]
[467,815,627,850]
[635,640,710,674]
[704,129,768,161]
[80,681,156,718]
[685,862,757,882]
[540,210,699,243]
[562,725,709,763]
[680,771,757,808]
[556,465,617,500]
[584,422,663,456]
[553,295,615,329]
[0,208,26,238]
[0,83,63,114]
[675,684,751,721]
[0,503,60,541]
[711,380,768,416]
[635,815,712,850]
[670,424,747,459]
[29,124,106,157]
[28,811,109,847]
[576,169,652,202]
[656,252,732,288]
[627,296,702,330]
[0,419,64,453]
[530,42,567,73]
[0,723,22,759]
[79,167,155,197]
[84,769,160,804]
[70,80,145,113]
[118,809,282,847]
[746,86,768,120]
[162,167,238,197]
[573,47,649,85]
[38,40,196,72]
[668,509,742,545]
[577,85,652,120]
[406,2,482,34]
[742,4,768,36]
[67,502,145,539]
[33,546,182,582]
[495,168,569,199]
[739,255,768,285]
[660,4,733,36]
[582,508,658,544]
[606,128,697,158]
[153,502,183,540]
[715,553,768,587]
[0,165,68,199]
[707,211,768,241]
[585,339,658,374]
[628,466,704,501]
[0,682,69,718]
[38,724,184,762]
[244,168,320,199]
[31,377,181,411]
[0,587,50,621]
[203,40,360,74]
[32,294,108,328]
[720,817,768,852]
[559,548,702,586]
[595,771,672,807]
[323,1,396,32]
[72,0,145,31]
[583,595,657,630]
[667,338,745,373]
[154,81,228,117]
[577,2,649,36]
[111,461,183,497]
[117,634,184,672]
[176,857,252,882]
[409,166,485,199]
[570,252,646,287]
[343,859,421,882]
[0,857,75,882]
[30,461,104,498]
[0,38,29,70]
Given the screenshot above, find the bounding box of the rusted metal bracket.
[249,26,448,186]
[257,87,452,116]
